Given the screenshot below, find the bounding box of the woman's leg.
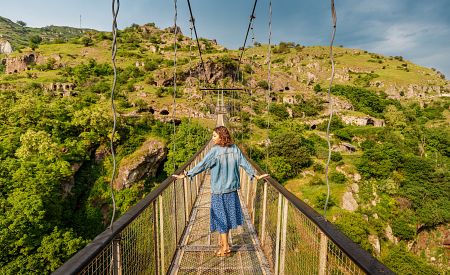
[220,232,229,252]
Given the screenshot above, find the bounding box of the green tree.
[81,36,93,47]
[269,131,314,176]
[265,156,292,182]
[164,120,209,174]
[384,105,406,128]
[16,20,27,27]
[29,35,42,50]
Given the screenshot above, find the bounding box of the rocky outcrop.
[385,84,443,100]
[282,95,297,104]
[45,82,76,96]
[342,190,358,211]
[385,224,397,244]
[368,235,381,256]
[341,115,385,127]
[115,139,167,190]
[0,40,13,54]
[332,143,356,153]
[61,163,83,198]
[307,72,317,85]
[154,59,238,86]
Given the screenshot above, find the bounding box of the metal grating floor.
[170,175,271,275]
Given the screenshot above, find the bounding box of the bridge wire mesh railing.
[54,142,213,275]
[239,148,393,275]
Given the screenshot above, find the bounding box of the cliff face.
[115,138,167,190]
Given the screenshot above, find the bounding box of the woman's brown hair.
[214,126,233,147]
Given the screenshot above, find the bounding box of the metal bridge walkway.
[170,174,270,274]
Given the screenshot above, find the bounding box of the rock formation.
[341,115,385,127]
[0,40,13,54]
[5,53,37,74]
[342,190,358,211]
[115,139,167,190]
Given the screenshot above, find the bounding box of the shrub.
[257,80,269,90]
[330,152,343,162]
[330,171,346,184]
[313,162,324,172]
[266,156,292,182]
[391,215,416,240]
[269,104,289,120]
[315,193,336,209]
[334,212,373,253]
[81,36,93,47]
[313,84,322,93]
[382,243,439,275]
[309,175,324,185]
[317,116,345,131]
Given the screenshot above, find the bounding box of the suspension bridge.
[54,0,394,273]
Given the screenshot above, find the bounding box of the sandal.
[215,246,222,254]
[216,249,231,257]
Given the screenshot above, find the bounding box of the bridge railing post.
[112,234,122,275]
[158,194,165,274]
[274,193,282,275]
[153,200,159,275]
[260,181,268,246]
[319,232,328,275]
[279,197,288,275]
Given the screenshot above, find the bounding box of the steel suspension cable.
[108,0,119,231]
[187,19,194,139]
[172,0,178,172]
[324,0,337,217]
[186,0,207,81]
[249,23,256,157]
[265,0,272,170]
[237,0,258,76]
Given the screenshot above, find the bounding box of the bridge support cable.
[171,0,179,172]
[108,0,120,234]
[265,0,273,171]
[323,0,337,217]
[186,0,207,81]
[237,0,258,76]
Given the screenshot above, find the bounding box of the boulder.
[0,40,13,54]
[368,235,381,256]
[307,72,317,85]
[342,190,358,211]
[385,224,397,244]
[115,139,167,189]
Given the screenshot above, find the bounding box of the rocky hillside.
[0,18,449,274]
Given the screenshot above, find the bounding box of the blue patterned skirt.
[210,191,244,233]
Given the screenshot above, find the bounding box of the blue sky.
[2,0,450,78]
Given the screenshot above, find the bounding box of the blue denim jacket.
[187,144,256,194]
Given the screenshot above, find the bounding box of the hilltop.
[0,15,96,51]
[0,18,449,274]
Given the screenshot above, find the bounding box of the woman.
[173,126,268,256]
